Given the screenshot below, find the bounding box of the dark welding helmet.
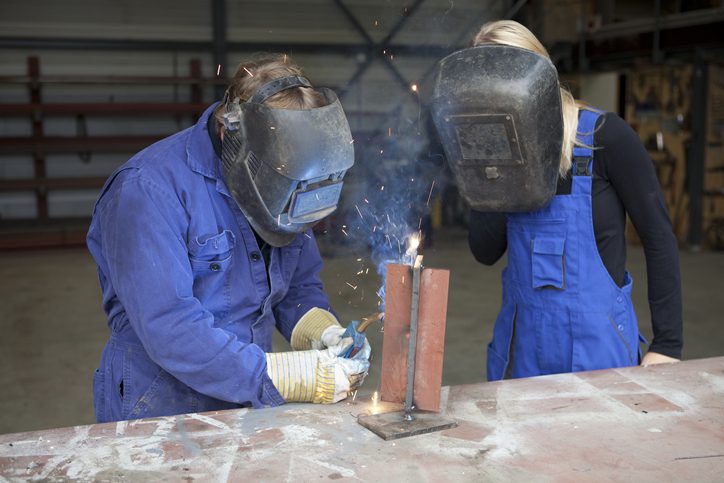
[220,76,354,246]
[430,45,563,212]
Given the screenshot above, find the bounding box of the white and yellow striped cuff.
[290,308,340,351]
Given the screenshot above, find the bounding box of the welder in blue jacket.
[87,55,370,422]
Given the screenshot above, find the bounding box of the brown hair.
[472,20,588,177]
[213,54,326,129]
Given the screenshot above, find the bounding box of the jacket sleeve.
[273,230,333,341]
[468,211,508,265]
[598,113,683,359]
[97,174,284,407]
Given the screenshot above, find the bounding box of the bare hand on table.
[641,351,680,366]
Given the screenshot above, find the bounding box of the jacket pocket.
[127,370,199,420]
[531,236,566,290]
[188,230,236,320]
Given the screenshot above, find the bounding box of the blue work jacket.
[87,104,332,422]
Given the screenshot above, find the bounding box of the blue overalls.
[87,104,331,422]
[487,109,642,381]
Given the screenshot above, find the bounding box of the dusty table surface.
[1,357,723,482]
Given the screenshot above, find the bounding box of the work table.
[1,357,723,481]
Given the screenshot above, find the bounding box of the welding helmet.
[429,45,563,212]
[220,75,354,246]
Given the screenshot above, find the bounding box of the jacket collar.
[186,102,230,196]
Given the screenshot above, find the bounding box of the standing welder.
[88,55,370,422]
[430,21,682,380]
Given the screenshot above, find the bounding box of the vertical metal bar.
[404,255,423,419]
[28,56,47,219]
[190,59,203,121]
[687,55,708,249]
[653,0,663,64]
[211,0,227,100]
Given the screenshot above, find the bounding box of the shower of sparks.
[243,67,254,77]
[355,205,364,219]
[346,282,358,290]
[426,180,436,205]
[216,64,221,76]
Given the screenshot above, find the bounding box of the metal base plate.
[358,410,457,441]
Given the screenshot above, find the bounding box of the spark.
[304,232,312,239]
[390,54,394,61]
[374,20,379,27]
[356,258,362,262]
[385,234,392,247]
[349,139,354,144]
[407,234,420,253]
[364,198,369,204]
[373,226,377,233]
[388,127,392,137]
[357,270,364,275]
[216,64,221,76]
[411,83,418,92]
[365,268,369,274]
[270,126,276,130]
[277,214,281,226]
[380,185,385,191]
[243,67,254,77]
[380,149,384,155]
[283,53,287,63]
[418,217,422,230]
[341,229,349,237]
[386,213,391,223]
[372,391,379,404]
[426,180,436,205]
[346,282,358,290]
[352,390,358,401]
[355,204,364,219]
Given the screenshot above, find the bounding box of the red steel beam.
[0,177,107,192]
[0,136,164,154]
[0,103,209,116]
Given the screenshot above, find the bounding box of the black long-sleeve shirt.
[468,112,683,359]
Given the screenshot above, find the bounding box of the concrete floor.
[1,227,722,435]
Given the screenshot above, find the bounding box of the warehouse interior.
[1,0,723,448]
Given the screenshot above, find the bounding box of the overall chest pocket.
[531,236,566,290]
[188,230,235,320]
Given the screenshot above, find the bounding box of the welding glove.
[290,308,371,361]
[291,307,348,351]
[266,342,370,404]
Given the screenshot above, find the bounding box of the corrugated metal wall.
[0,0,506,220]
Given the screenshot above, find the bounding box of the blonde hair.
[213,54,326,129]
[472,20,585,177]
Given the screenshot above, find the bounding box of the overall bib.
[487,109,643,381]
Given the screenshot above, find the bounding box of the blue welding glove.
[341,320,372,360]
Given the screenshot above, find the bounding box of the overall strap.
[572,109,601,176]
